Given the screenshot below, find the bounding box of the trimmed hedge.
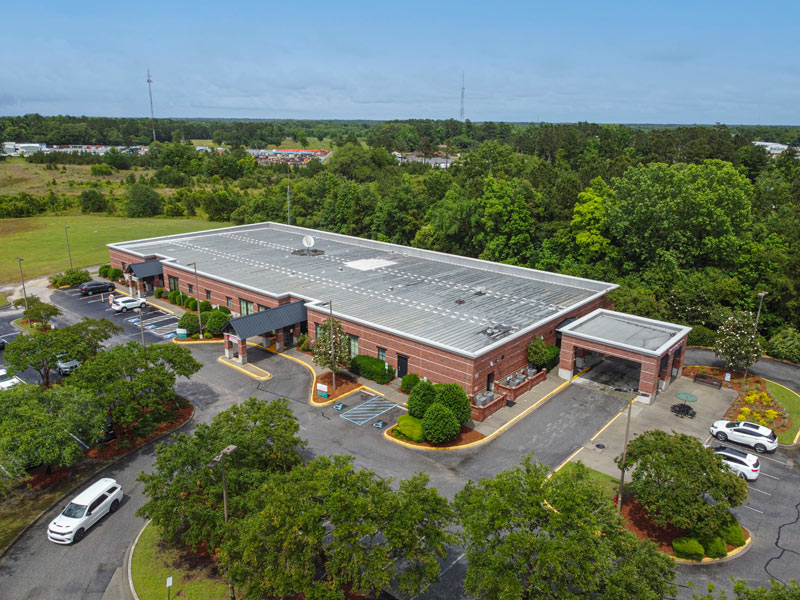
[48,269,92,287]
[199,300,213,313]
[205,310,231,335]
[527,338,560,371]
[217,305,231,315]
[184,297,198,311]
[719,521,746,547]
[98,264,110,278]
[699,536,727,559]
[408,380,437,419]
[395,414,424,442]
[434,383,472,424]
[401,373,421,394]
[672,537,705,561]
[178,312,200,336]
[168,290,181,304]
[350,354,395,384]
[107,267,123,281]
[154,287,165,299]
[422,403,460,444]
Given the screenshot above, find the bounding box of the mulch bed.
[389,424,485,448]
[315,371,362,401]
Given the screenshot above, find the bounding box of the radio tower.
[146,69,156,142]
[460,72,465,121]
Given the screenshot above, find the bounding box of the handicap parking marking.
[162,332,177,339]
[127,317,140,323]
[340,396,398,426]
[372,420,387,429]
[332,403,346,411]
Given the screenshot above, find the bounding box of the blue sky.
[3,1,798,124]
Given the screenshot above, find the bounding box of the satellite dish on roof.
[302,235,315,248]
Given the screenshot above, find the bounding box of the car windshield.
[62,502,87,518]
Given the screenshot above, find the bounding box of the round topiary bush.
[184,297,198,311]
[154,287,165,299]
[434,383,471,424]
[408,380,436,419]
[217,305,231,315]
[98,264,110,278]
[178,312,200,336]
[168,290,181,305]
[719,520,746,547]
[700,536,727,559]
[191,333,201,340]
[401,373,421,394]
[205,310,231,335]
[672,537,705,561]
[199,300,213,313]
[422,403,460,444]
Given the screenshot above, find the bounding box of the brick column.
[238,339,248,365]
[275,328,284,352]
[292,323,301,344]
[558,339,576,381]
[638,357,659,403]
[224,335,234,359]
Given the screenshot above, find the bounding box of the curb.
[0,402,196,564]
[127,520,151,600]
[671,527,753,565]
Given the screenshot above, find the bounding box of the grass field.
[0,157,156,197]
[0,216,230,284]
[132,523,228,600]
[765,380,800,444]
[553,461,624,499]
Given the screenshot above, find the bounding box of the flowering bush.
[765,409,778,421]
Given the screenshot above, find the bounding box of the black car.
[79,281,115,296]
[0,338,5,351]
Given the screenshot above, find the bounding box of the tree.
[222,455,453,600]
[0,385,105,486]
[79,189,108,213]
[61,318,122,359]
[455,456,676,600]
[434,382,471,424]
[615,430,748,535]
[690,579,800,600]
[422,403,460,443]
[312,316,351,380]
[125,183,163,217]
[714,311,764,373]
[67,342,201,439]
[13,296,61,330]
[138,397,305,551]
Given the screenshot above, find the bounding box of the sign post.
[317,382,328,399]
[166,576,173,600]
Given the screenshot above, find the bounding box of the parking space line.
[757,454,788,466]
[340,397,397,426]
[760,472,780,480]
[139,315,174,325]
[749,486,771,496]
[742,505,764,514]
[0,333,18,339]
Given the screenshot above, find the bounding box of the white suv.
[47,478,123,544]
[111,297,147,313]
[713,445,760,481]
[709,420,778,453]
[0,367,24,391]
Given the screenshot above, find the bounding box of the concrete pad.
[217,355,271,380]
[573,375,737,478]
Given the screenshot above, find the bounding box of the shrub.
[203,331,213,339]
[48,269,91,287]
[79,188,108,212]
[688,325,717,347]
[719,520,746,547]
[217,305,231,315]
[395,414,424,443]
[434,383,472,424]
[349,354,395,384]
[168,290,181,304]
[199,300,212,313]
[184,297,198,311]
[672,537,705,561]
[98,264,110,278]
[421,403,460,444]
[178,312,200,336]
[154,287,165,298]
[107,268,123,281]
[126,183,163,217]
[205,310,231,335]
[766,327,800,364]
[699,536,727,559]
[90,163,113,176]
[408,380,437,419]
[527,338,560,371]
[192,333,201,340]
[401,373,421,394]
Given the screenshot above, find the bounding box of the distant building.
[753,141,790,156]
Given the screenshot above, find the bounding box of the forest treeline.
[3,117,800,357]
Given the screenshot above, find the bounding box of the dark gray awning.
[125,260,163,279]
[223,301,307,339]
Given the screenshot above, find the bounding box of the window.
[240,299,254,316]
[226,297,233,308]
[188,284,194,295]
[88,495,107,514]
[315,322,320,338]
[377,347,386,361]
[205,289,211,301]
[258,304,269,312]
[168,275,179,292]
[349,334,359,358]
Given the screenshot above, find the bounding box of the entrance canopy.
[223,301,307,339]
[124,260,163,279]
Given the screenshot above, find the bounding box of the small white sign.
[166,576,173,588]
[108,294,114,305]
[316,383,328,393]
[227,334,239,344]
[724,372,731,382]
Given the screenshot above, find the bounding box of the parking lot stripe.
[757,454,788,466]
[749,486,771,495]
[340,397,398,426]
[742,505,764,514]
[760,472,780,480]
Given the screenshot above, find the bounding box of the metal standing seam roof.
[108,222,618,358]
[124,260,163,279]
[223,301,307,340]
[558,309,692,357]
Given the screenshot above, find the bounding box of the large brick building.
[108,222,626,399]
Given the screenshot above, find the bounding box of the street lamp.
[187,262,202,334]
[137,306,146,349]
[743,291,768,384]
[616,395,635,512]
[64,226,73,271]
[208,445,238,600]
[319,300,336,390]
[16,257,28,313]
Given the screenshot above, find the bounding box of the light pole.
[209,445,238,600]
[187,262,202,334]
[64,225,73,271]
[16,257,28,313]
[743,291,768,384]
[616,395,635,512]
[320,300,336,390]
[137,307,146,348]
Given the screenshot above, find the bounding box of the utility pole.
[617,396,634,512]
[320,300,336,390]
[188,262,203,334]
[209,445,238,600]
[16,257,28,313]
[64,225,73,271]
[287,166,291,225]
[146,69,156,142]
[137,307,146,348]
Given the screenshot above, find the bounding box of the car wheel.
[87,290,94,296]
[738,471,747,480]
[109,499,119,513]
[122,307,128,313]
[58,368,64,376]
[715,432,728,442]
[754,443,767,453]
[73,528,85,543]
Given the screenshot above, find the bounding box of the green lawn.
[554,461,625,499]
[765,380,800,444]
[0,292,8,307]
[1,216,230,284]
[132,523,228,600]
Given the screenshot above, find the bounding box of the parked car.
[709,420,778,453]
[56,354,81,376]
[79,281,115,296]
[0,367,24,391]
[713,445,760,481]
[0,338,5,351]
[47,478,123,544]
[110,297,147,313]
